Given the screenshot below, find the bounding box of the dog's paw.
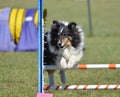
[59,65,67,69]
[66,55,80,68]
[57,64,67,69]
[67,64,75,68]
[67,59,76,68]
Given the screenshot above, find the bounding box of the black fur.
[50,21,65,50]
[44,32,55,65]
[66,22,81,48]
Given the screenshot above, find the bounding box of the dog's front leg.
[56,56,67,84]
[67,56,76,68]
[67,51,83,68]
[59,70,66,84]
[47,70,55,86]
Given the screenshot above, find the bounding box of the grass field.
[0,0,37,8]
[0,0,120,97]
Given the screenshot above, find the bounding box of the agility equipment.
[44,64,120,70]
[9,8,18,43]
[0,8,16,51]
[44,85,120,90]
[15,8,25,44]
[16,8,38,51]
[37,93,53,97]
[37,0,53,96]
[34,9,38,28]
[44,64,120,91]
[0,8,2,12]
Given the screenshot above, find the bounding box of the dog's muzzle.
[57,42,65,48]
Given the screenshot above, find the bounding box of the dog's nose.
[57,42,62,47]
[57,42,64,48]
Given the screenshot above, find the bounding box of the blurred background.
[44,0,120,63]
[0,0,37,8]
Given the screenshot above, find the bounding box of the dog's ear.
[52,20,60,29]
[68,22,77,30]
[53,20,58,24]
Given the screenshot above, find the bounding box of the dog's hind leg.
[59,70,66,84]
[48,70,55,86]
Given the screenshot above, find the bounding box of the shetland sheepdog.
[44,20,85,86]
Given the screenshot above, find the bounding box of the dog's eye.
[64,34,69,37]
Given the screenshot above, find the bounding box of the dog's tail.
[43,8,47,32]
[43,8,47,22]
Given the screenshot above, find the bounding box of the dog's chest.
[61,47,77,60]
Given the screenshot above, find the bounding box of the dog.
[44,20,85,86]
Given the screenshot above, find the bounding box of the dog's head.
[50,20,81,49]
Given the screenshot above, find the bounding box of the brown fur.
[62,37,72,47]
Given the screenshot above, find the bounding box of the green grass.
[0,52,38,97]
[0,0,120,97]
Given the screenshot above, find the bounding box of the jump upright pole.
[37,0,53,97]
[38,0,44,93]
